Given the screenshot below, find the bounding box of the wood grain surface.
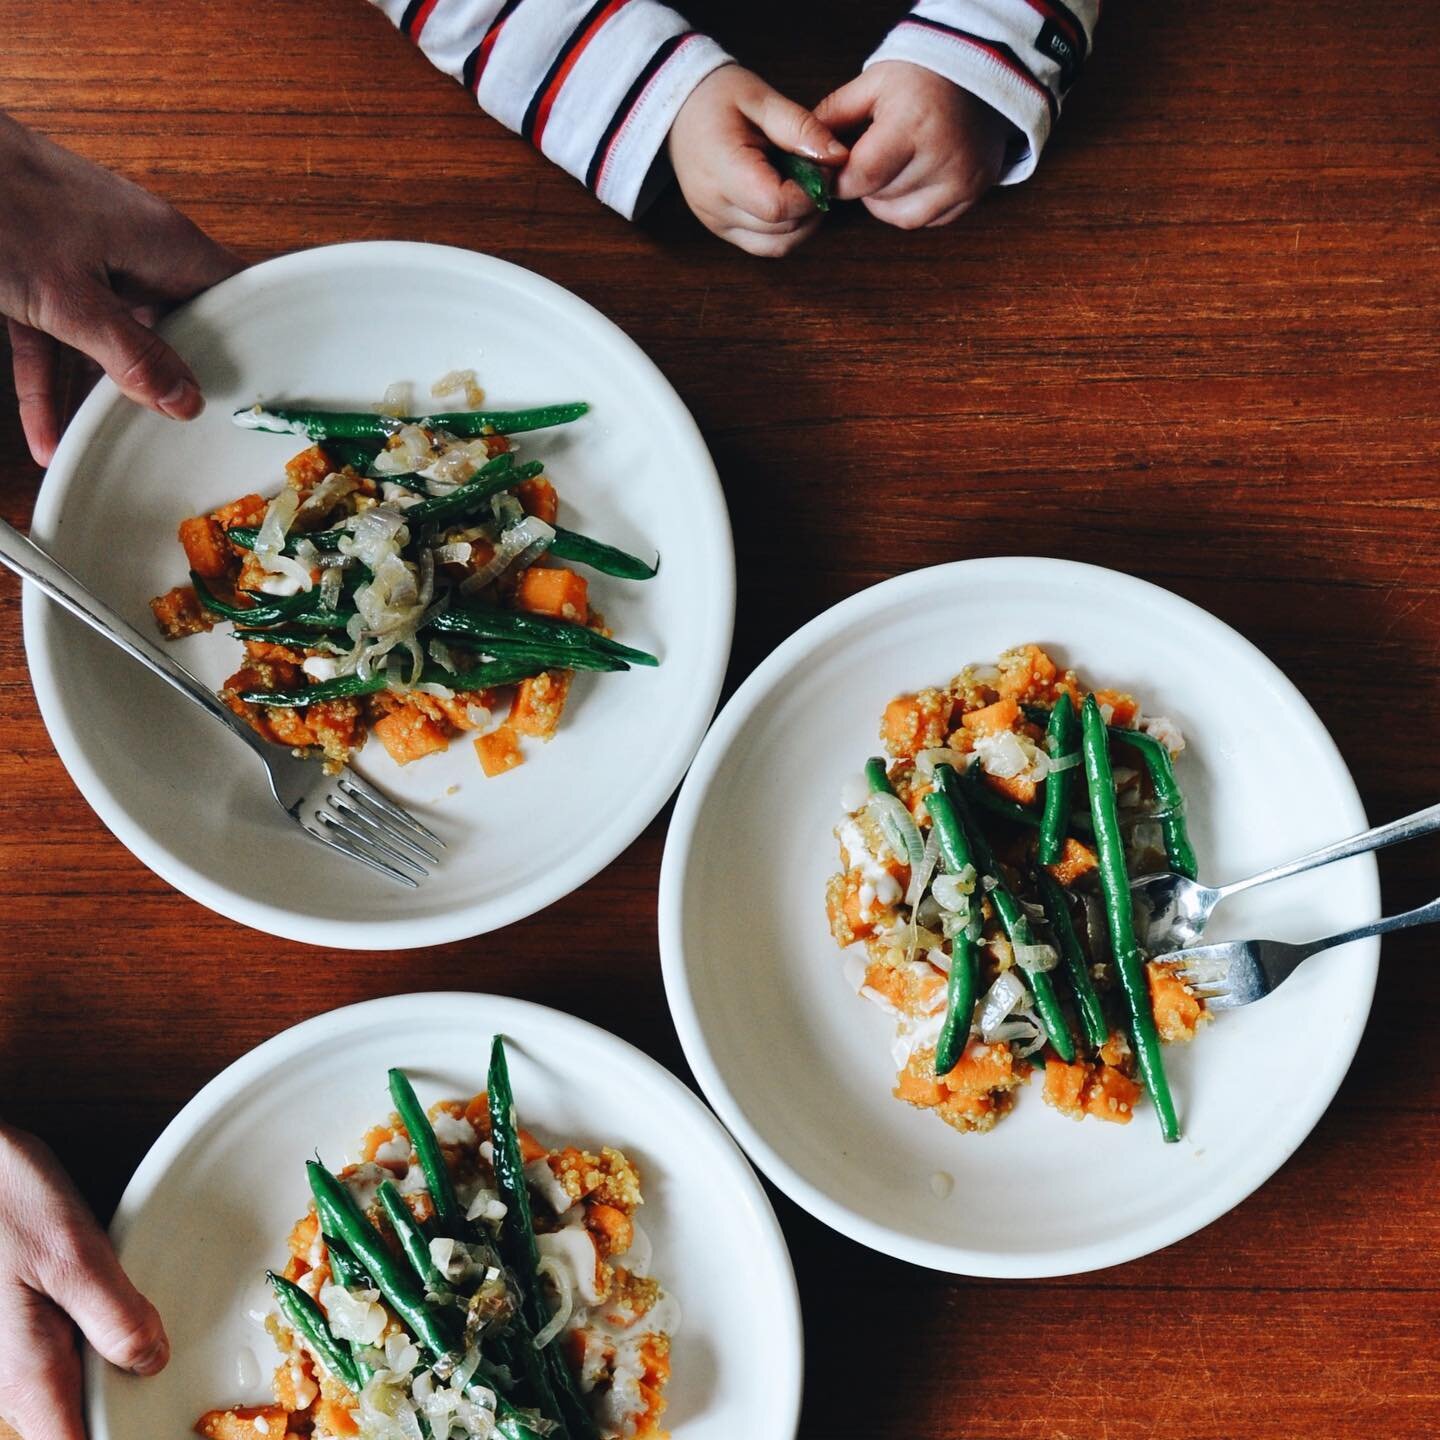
[1,2,1437,1437]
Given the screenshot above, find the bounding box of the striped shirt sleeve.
[370,0,732,218]
[865,0,1098,183]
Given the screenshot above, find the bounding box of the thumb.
[815,71,880,136]
[39,1217,168,1376]
[46,281,204,422]
[737,88,846,164]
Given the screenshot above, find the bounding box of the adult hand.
[0,113,241,466]
[0,1124,168,1440]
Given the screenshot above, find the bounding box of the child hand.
[668,66,847,258]
[816,61,1011,230]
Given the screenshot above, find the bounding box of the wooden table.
[2,1,1437,1435]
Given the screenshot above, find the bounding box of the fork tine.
[1174,962,1226,986]
[302,814,420,888]
[337,784,443,862]
[337,773,444,847]
[327,792,441,865]
[1187,983,1232,1000]
[321,800,431,874]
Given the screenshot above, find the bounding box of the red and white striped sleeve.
[865,0,1099,183]
[370,0,732,218]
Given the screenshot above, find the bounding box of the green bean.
[404,459,542,527]
[1108,726,1199,881]
[458,638,633,673]
[1082,695,1180,1142]
[548,527,657,581]
[190,572,357,631]
[224,455,532,557]
[377,1180,448,1294]
[236,654,614,707]
[774,153,831,211]
[322,1231,374,1290]
[959,764,1042,830]
[1035,869,1109,1052]
[940,765,1077,1063]
[488,1037,597,1440]
[377,473,431,494]
[307,1161,451,1356]
[301,1235,378,1386]
[388,1068,463,1236]
[1038,692,1079,865]
[428,606,658,668]
[306,1163,544,1440]
[922,771,981,1076]
[234,402,590,443]
[267,1271,364,1392]
[232,628,348,653]
[864,756,892,794]
[323,439,384,473]
[191,573,321,627]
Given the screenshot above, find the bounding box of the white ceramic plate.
[659,557,1380,1277]
[84,992,801,1440]
[24,242,733,948]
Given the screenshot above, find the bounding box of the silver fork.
[0,517,442,887]
[1130,800,1440,951]
[1159,894,1440,1008]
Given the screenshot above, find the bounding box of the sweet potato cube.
[509,670,572,739]
[313,1401,358,1438]
[515,566,588,622]
[372,707,451,765]
[1093,688,1139,727]
[997,644,1058,700]
[516,476,558,526]
[983,770,1037,805]
[287,1210,319,1259]
[835,872,876,940]
[150,584,214,639]
[195,1407,290,1440]
[1045,836,1098,887]
[475,724,524,777]
[179,515,233,579]
[1083,1065,1142,1124]
[1043,1058,1089,1117]
[285,443,333,489]
[882,689,950,758]
[210,493,269,530]
[1147,960,1206,1042]
[961,697,1020,736]
[941,1040,1014,1098]
[585,1201,634,1256]
[894,1064,947,1109]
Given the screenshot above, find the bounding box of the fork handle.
[1217,800,1440,900]
[1296,894,1440,960]
[0,517,266,754]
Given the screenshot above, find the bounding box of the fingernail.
[819,138,848,162]
[158,378,202,420]
[130,1335,170,1376]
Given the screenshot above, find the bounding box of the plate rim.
[22,240,736,949]
[657,554,1380,1277]
[82,990,804,1438]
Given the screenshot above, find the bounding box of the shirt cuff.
[581,36,733,218]
[865,17,1056,184]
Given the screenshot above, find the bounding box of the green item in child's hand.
[775,153,831,211]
